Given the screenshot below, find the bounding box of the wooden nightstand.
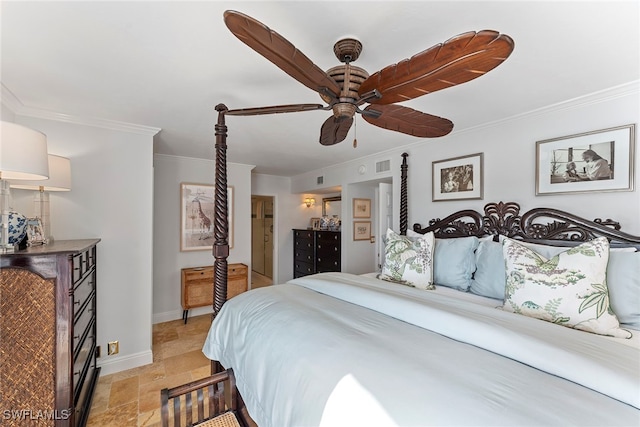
[181,263,248,323]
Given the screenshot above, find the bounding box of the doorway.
[251,195,274,288]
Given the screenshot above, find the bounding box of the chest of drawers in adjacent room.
[0,239,101,427]
[293,229,341,278]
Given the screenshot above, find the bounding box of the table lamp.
[0,121,49,251]
[10,154,71,244]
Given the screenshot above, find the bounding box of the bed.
[203,107,640,426]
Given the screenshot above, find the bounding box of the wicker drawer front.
[181,264,248,310]
[184,281,213,308]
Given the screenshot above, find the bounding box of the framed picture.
[432,153,484,201]
[26,218,45,246]
[353,220,371,241]
[310,217,321,230]
[536,124,635,195]
[181,183,234,251]
[353,198,371,218]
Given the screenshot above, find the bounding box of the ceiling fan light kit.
[223,10,514,146]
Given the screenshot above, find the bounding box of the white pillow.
[502,236,631,338]
[379,229,435,290]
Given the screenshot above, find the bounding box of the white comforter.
[202,272,640,427]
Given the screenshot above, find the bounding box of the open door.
[377,182,392,270]
[251,196,273,287]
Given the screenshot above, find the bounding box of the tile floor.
[87,274,273,427]
[86,314,215,427]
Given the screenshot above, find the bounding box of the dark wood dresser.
[0,239,101,427]
[293,229,341,278]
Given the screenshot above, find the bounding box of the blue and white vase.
[8,211,28,245]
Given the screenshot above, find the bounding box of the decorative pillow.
[379,229,435,290]
[502,236,631,338]
[607,251,640,330]
[469,240,505,299]
[408,230,479,291]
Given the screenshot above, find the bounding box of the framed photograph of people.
[432,153,484,202]
[535,124,635,196]
[26,218,45,246]
[310,217,321,230]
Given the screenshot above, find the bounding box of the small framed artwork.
[353,221,371,241]
[432,153,484,201]
[353,198,371,218]
[310,217,321,230]
[26,218,45,246]
[181,183,234,251]
[536,124,635,195]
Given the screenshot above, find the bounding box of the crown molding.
[1,82,160,136]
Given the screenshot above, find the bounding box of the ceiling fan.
[223,10,515,146]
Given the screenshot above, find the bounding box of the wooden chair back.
[160,368,241,427]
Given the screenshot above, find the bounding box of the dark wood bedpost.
[400,153,409,235]
[213,104,230,317]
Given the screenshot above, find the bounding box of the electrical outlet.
[108,341,119,355]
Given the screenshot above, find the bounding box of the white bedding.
[203,272,640,427]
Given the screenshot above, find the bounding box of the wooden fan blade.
[319,116,353,146]
[362,104,453,138]
[224,10,341,97]
[226,104,326,116]
[359,30,514,104]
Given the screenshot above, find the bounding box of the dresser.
[181,263,248,323]
[293,229,341,278]
[0,239,100,427]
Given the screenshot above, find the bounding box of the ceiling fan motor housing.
[321,64,369,119]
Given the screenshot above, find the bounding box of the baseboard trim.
[153,306,213,325]
[97,349,153,376]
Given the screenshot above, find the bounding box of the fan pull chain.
[353,116,358,148]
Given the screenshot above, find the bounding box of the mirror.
[322,196,341,217]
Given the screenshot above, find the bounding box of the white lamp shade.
[10,154,71,191]
[0,121,49,180]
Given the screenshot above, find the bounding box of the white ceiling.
[2,1,638,176]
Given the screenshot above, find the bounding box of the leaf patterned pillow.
[502,236,631,338]
[379,229,435,290]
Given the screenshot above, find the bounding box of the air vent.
[317,176,324,185]
[375,160,391,173]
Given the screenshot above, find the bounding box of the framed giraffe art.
[180,182,233,251]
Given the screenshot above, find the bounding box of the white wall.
[404,82,640,236]
[292,82,640,266]
[8,115,156,376]
[153,154,254,323]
